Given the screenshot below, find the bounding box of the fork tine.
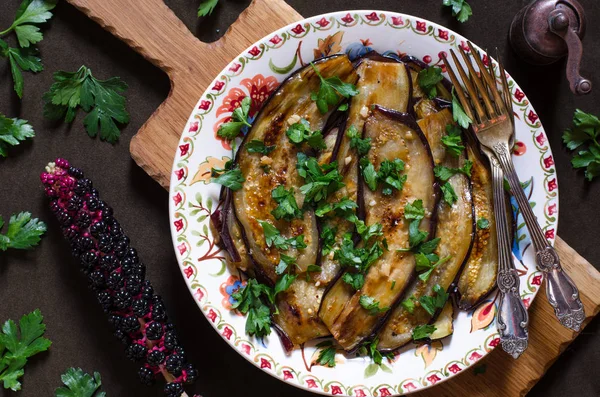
[441,52,477,123]
[457,45,496,118]
[449,49,486,123]
[496,48,514,126]
[485,50,503,115]
[467,42,506,114]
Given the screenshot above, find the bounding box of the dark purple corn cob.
[41,159,198,396]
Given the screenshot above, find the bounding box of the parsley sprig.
[412,324,437,340]
[232,276,296,337]
[247,139,275,155]
[0,0,56,98]
[0,309,51,391]
[258,221,307,250]
[43,66,130,143]
[357,337,394,368]
[434,160,473,181]
[315,340,337,368]
[286,119,326,150]
[417,66,443,99]
[271,186,302,221]
[211,159,245,191]
[198,0,219,16]
[359,295,390,316]
[0,114,34,157]
[360,158,407,195]
[55,367,106,397]
[320,225,337,256]
[452,88,473,129]
[562,109,600,181]
[217,96,252,140]
[310,63,359,114]
[419,284,449,316]
[477,218,490,229]
[0,212,46,251]
[347,125,371,156]
[442,0,473,23]
[441,124,465,157]
[297,153,344,205]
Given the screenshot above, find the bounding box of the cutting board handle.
[65,0,205,80]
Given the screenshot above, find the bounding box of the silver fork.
[442,51,528,359]
[444,42,585,333]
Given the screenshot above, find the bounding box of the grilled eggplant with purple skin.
[377,108,474,352]
[456,142,499,310]
[320,106,438,352]
[430,301,455,340]
[318,56,412,331]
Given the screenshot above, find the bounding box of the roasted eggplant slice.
[456,142,499,310]
[320,106,437,351]
[232,55,357,284]
[430,300,454,340]
[377,109,474,352]
[318,57,412,329]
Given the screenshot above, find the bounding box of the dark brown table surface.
[0,0,598,396]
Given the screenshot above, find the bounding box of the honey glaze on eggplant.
[321,106,438,352]
[318,57,412,332]
[377,108,474,352]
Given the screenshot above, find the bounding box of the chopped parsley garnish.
[247,139,275,155]
[315,197,357,218]
[276,254,296,275]
[412,324,437,340]
[441,124,465,157]
[357,337,393,366]
[347,125,371,156]
[315,340,337,367]
[452,88,472,129]
[419,284,449,316]
[271,186,302,221]
[334,233,383,272]
[342,272,365,290]
[198,0,219,16]
[401,296,417,314]
[0,212,46,251]
[338,103,349,111]
[232,276,296,337]
[258,221,307,250]
[417,66,443,99]
[217,96,252,140]
[443,0,473,23]
[434,160,473,181]
[310,63,359,114]
[307,264,322,273]
[440,182,458,206]
[359,295,389,316]
[354,220,383,242]
[296,153,344,205]
[286,118,326,149]
[211,161,245,191]
[562,109,600,181]
[417,254,451,282]
[404,199,425,220]
[320,225,337,256]
[360,158,407,195]
[477,218,490,229]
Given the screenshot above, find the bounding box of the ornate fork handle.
[486,151,529,358]
[492,142,585,331]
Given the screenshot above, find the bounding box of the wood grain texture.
[64,0,600,395]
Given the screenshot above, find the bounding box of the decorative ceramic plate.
[169,10,558,397]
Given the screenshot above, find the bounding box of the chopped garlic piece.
[260,156,273,166]
[287,114,301,125]
[315,281,321,287]
[307,308,313,315]
[345,156,352,165]
[369,199,377,207]
[360,106,369,118]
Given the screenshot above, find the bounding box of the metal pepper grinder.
[509,0,592,95]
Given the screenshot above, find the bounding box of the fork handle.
[492,142,585,331]
[488,153,529,358]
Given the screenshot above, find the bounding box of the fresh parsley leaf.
[0,309,51,391]
[452,89,472,128]
[271,186,302,221]
[297,153,344,205]
[434,160,473,181]
[320,225,337,256]
[417,66,443,99]
[274,273,297,295]
[404,199,425,221]
[441,124,465,157]
[0,212,46,251]
[359,337,393,366]
[247,139,275,155]
[258,221,306,250]
[360,158,378,191]
[562,109,600,181]
[440,182,458,206]
[276,254,295,275]
[310,62,359,114]
[401,296,417,314]
[347,125,371,156]
[198,0,219,16]
[211,167,245,190]
[412,324,437,340]
[477,218,490,229]
[42,66,129,143]
[315,340,336,367]
[307,264,322,273]
[359,295,389,316]
[443,0,473,23]
[334,232,383,272]
[55,367,106,397]
[315,197,358,218]
[0,39,43,98]
[408,219,429,248]
[1,0,57,48]
[217,96,252,140]
[355,220,383,242]
[342,272,364,290]
[338,103,349,111]
[286,119,326,149]
[419,284,449,316]
[0,115,34,157]
[360,158,406,195]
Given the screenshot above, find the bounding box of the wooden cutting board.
[64,1,600,395]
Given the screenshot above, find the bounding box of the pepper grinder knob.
[509,0,591,95]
